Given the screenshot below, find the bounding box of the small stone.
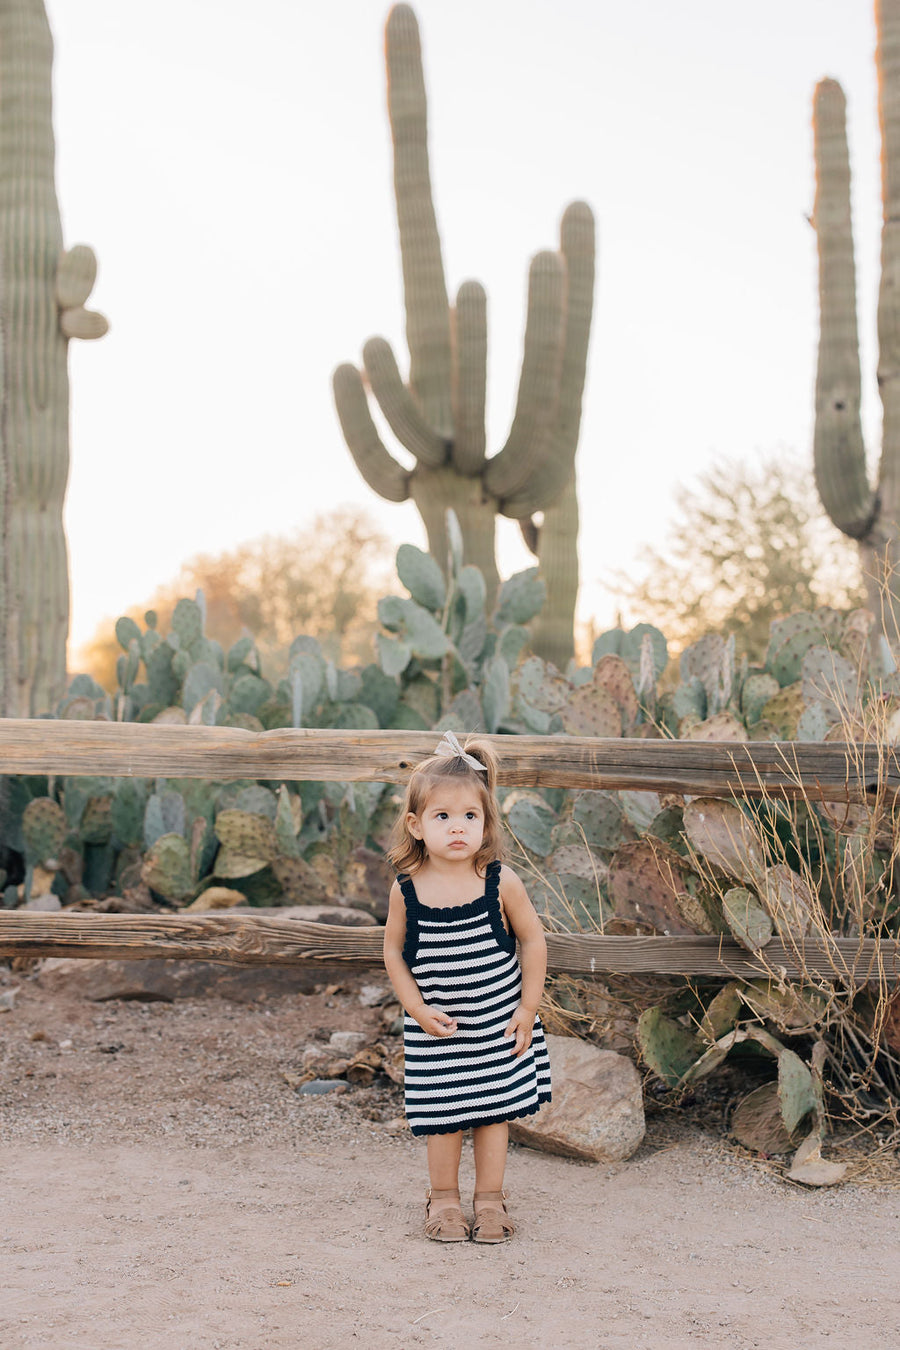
[359,984,389,1007]
[328,1030,369,1056]
[0,988,19,1012]
[298,1078,347,1095]
[23,893,62,912]
[301,1046,330,1069]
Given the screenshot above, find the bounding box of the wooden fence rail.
[0,718,897,800]
[1,913,898,983]
[1,721,898,981]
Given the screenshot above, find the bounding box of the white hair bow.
[433,729,487,771]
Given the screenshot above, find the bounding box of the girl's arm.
[382,880,457,1038]
[499,865,548,1057]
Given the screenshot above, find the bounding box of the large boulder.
[510,1033,645,1162]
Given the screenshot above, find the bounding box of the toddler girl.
[383,731,551,1243]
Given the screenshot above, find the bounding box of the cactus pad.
[495,569,547,626]
[396,543,446,611]
[683,711,749,741]
[609,839,710,934]
[22,798,66,865]
[505,792,556,856]
[762,863,816,936]
[683,799,766,886]
[572,791,631,851]
[636,1007,703,1087]
[215,810,279,862]
[141,833,195,903]
[731,1080,796,1153]
[591,654,639,731]
[559,681,622,738]
[721,886,773,951]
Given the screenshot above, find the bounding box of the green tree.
[79,507,395,690]
[618,455,865,659]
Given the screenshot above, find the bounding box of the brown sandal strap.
[472,1190,515,1242]
[424,1188,470,1242]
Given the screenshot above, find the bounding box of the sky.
[42,0,882,661]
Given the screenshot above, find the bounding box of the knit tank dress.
[399,860,552,1136]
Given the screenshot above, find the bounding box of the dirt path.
[2,965,900,1350]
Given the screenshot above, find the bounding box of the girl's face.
[407,780,485,865]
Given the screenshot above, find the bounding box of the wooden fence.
[1,719,899,983]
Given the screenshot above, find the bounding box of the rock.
[0,987,20,1012]
[185,887,247,911]
[329,1030,369,1056]
[358,982,389,1006]
[301,1046,330,1069]
[298,1079,348,1095]
[23,893,62,912]
[509,1034,645,1163]
[36,957,356,1003]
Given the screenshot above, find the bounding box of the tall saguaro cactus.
[333,4,595,669]
[0,0,107,717]
[812,0,900,626]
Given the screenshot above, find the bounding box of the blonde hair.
[386,736,506,877]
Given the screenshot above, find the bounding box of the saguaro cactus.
[333,4,594,669]
[811,0,900,627]
[0,0,108,718]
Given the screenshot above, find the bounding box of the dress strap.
[396,872,419,910]
[483,859,502,900]
[397,872,420,967]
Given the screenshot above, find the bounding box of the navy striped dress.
[399,860,552,1136]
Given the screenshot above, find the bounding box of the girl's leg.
[426,1130,463,1215]
[471,1123,515,1241]
[472,1121,508,1193]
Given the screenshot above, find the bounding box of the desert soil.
[2,960,900,1350]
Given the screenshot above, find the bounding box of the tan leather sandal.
[424,1188,470,1242]
[471,1190,515,1243]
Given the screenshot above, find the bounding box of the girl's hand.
[504,1004,535,1057]
[413,1004,458,1038]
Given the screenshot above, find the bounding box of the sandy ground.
[2,961,900,1350]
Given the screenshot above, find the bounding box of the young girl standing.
[383,731,551,1243]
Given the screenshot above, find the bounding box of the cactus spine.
[0,1,107,717]
[811,0,900,623]
[333,4,594,669]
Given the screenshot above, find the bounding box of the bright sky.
[44,0,881,661]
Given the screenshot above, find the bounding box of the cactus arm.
[812,79,876,540]
[57,244,108,341]
[482,250,565,504]
[530,474,579,669]
[385,3,453,436]
[56,245,97,307]
[497,202,595,520]
[332,363,410,503]
[877,0,900,529]
[451,280,487,474]
[59,308,108,340]
[361,336,446,466]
